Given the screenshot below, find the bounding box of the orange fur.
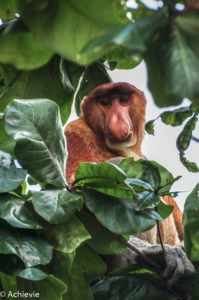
[64,82,183,246]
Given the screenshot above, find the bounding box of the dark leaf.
[64,245,106,300]
[0,195,43,229]
[0,228,53,267]
[161,28,199,101]
[91,275,181,300]
[17,274,67,300]
[183,183,199,261]
[177,115,198,152]
[49,216,91,254]
[144,39,182,107]
[18,0,128,65]
[32,190,83,224]
[78,210,126,255]
[0,20,53,70]
[0,57,74,124]
[83,189,156,235]
[82,9,168,62]
[74,63,111,116]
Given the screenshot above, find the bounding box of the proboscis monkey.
[65,82,195,285]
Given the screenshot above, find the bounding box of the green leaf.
[15,268,47,281]
[49,216,91,254]
[145,119,155,135]
[177,115,198,152]
[0,228,53,267]
[0,116,16,156]
[18,0,129,65]
[75,162,135,200]
[107,46,142,70]
[176,271,199,300]
[119,158,176,194]
[0,0,18,20]
[0,195,43,229]
[32,190,83,224]
[144,39,182,107]
[78,210,126,255]
[0,20,53,70]
[83,189,156,235]
[82,9,168,62]
[0,57,75,124]
[160,107,193,127]
[17,274,67,300]
[183,183,199,261]
[177,114,199,172]
[157,200,173,220]
[64,245,106,300]
[74,63,111,116]
[91,275,181,300]
[5,99,67,187]
[180,152,199,173]
[0,151,26,193]
[161,27,199,101]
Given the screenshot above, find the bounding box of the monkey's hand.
[124,237,195,286]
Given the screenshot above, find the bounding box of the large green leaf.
[0,20,53,70]
[75,162,135,200]
[0,150,26,193]
[91,275,181,300]
[49,216,91,254]
[64,245,106,300]
[176,10,199,55]
[32,190,83,224]
[74,63,111,116]
[82,9,168,61]
[18,0,128,65]
[83,189,156,235]
[161,27,199,101]
[183,183,199,261]
[0,228,53,267]
[176,271,199,300]
[144,39,182,107]
[5,99,67,187]
[78,210,126,255]
[0,195,43,229]
[0,0,18,19]
[17,274,67,300]
[0,58,75,124]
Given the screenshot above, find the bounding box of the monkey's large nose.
[109,113,131,142]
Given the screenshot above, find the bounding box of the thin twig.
[156,220,165,256]
[115,235,161,271]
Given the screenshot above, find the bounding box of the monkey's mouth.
[108,132,133,143]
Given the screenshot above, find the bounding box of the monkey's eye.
[99,99,110,106]
[120,96,129,103]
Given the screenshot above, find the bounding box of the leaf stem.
[115,235,161,271]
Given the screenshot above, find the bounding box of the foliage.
[0,0,199,299]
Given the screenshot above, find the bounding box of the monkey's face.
[97,95,134,142]
[81,82,146,156]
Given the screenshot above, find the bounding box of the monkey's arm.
[110,236,195,286]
